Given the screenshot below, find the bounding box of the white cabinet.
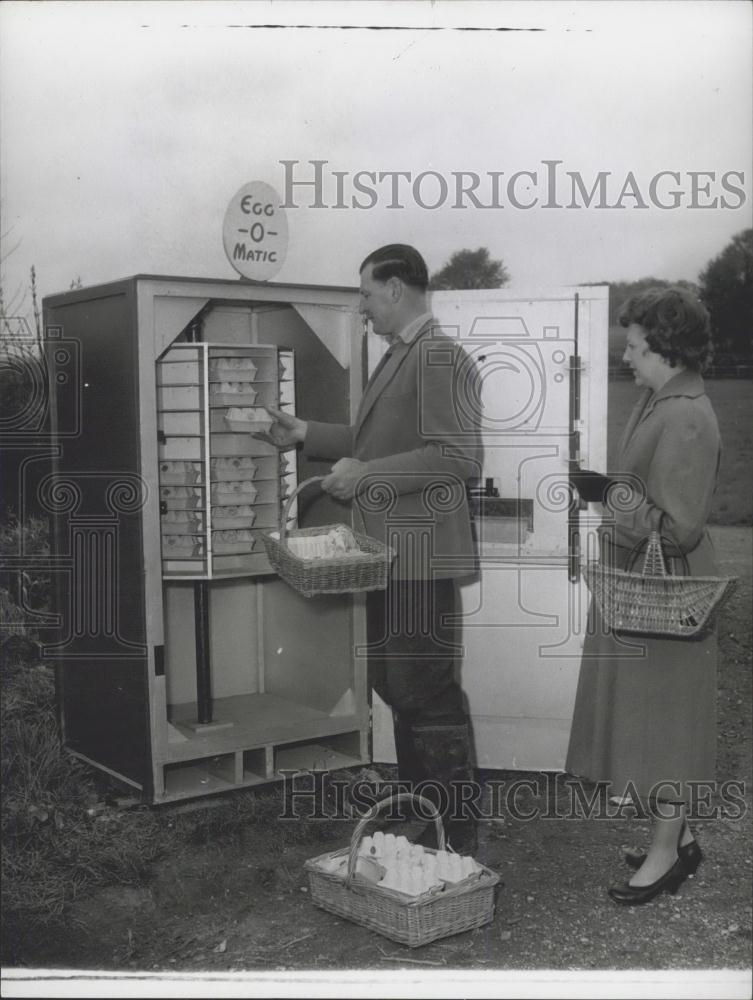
[372,286,609,770]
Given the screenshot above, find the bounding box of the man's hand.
[253,406,307,449]
[321,458,369,501]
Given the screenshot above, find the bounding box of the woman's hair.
[359,244,429,291]
[618,286,712,371]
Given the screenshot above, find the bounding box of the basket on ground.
[304,793,500,948]
[261,476,395,597]
[583,530,737,639]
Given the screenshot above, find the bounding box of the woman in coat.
[566,286,721,905]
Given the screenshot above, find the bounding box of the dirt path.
[4,529,751,979]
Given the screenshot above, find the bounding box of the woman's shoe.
[608,858,688,906]
[625,837,703,875]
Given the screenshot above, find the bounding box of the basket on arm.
[583,530,737,639]
[304,792,500,948]
[260,476,395,597]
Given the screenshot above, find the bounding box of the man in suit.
[264,244,483,852]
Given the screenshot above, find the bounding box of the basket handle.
[627,530,691,578]
[345,793,446,884]
[642,531,667,577]
[279,475,324,547]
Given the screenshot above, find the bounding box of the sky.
[1,0,752,314]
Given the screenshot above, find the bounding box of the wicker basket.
[260,476,395,597]
[583,530,737,639]
[304,793,500,948]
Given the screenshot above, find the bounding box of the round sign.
[223,181,288,281]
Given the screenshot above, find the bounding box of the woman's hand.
[254,406,307,449]
[571,467,610,504]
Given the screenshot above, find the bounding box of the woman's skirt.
[565,600,717,803]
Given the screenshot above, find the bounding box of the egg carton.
[223,407,273,435]
[208,358,258,380]
[210,481,259,505]
[210,457,259,482]
[158,460,203,485]
[209,381,258,406]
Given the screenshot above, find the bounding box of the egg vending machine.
[43,276,371,803]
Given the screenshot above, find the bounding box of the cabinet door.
[372,292,605,771]
[45,290,151,792]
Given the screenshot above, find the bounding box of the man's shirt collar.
[392,311,433,346]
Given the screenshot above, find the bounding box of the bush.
[0,512,50,661]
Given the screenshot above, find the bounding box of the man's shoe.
[444,821,479,857]
[386,819,431,842]
[410,819,479,856]
[413,821,446,850]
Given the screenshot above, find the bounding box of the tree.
[429,247,510,290]
[698,228,753,361]
[0,218,26,321]
[602,277,699,326]
[30,265,42,353]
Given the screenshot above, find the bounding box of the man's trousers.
[366,578,478,840]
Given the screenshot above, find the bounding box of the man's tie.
[366,347,394,389]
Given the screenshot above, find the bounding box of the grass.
[0,516,172,926]
[607,378,753,526]
[170,779,345,851]
[1,660,171,926]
